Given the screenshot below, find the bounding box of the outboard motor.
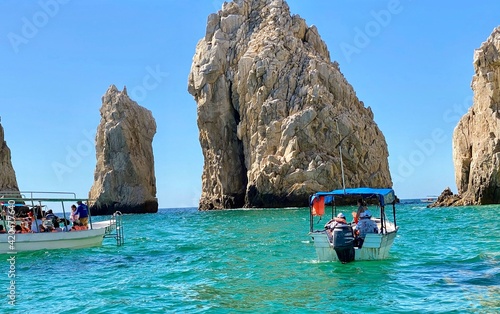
[332,225,355,263]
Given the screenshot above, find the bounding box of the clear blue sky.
[1,1,499,208]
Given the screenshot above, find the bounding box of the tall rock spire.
[0,122,20,193]
[188,0,392,209]
[89,85,158,215]
[453,27,500,205]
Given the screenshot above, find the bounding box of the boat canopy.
[311,188,396,207]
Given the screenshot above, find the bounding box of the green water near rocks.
[1,201,499,313]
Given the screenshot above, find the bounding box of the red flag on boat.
[312,196,325,216]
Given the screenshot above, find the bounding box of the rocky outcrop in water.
[451,27,500,205]
[0,123,20,195]
[188,0,392,209]
[88,85,158,215]
[427,187,462,208]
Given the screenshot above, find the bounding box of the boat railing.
[0,191,77,200]
[103,211,124,246]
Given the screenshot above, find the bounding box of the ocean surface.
[1,200,499,313]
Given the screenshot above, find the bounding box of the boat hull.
[0,224,109,254]
[309,229,398,262]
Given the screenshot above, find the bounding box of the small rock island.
[88,85,158,215]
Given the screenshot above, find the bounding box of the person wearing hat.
[324,212,349,240]
[354,209,379,239]
[325,212,348,229]
[45,209,58,224]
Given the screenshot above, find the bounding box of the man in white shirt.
[355,210,379,239]
[30,217,44,233]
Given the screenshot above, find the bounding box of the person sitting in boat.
[71,220,86,231]
[73,219,88,230]
[75,201,89,227]
[324,213,348,241]
[21,219,31,233]
[45,209,58,222]
[30,212,45,233]
[58,218,71,231]
[354,210,379,239]
[70,204,79,222]
[325,212,348,229]
[353,199,367,224]
[45,209,55,219]
[52,221,63,232]
[15,224,23,233]
[43,219,55,232]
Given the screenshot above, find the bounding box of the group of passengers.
[0,201,89,234]
[324,198,379,248]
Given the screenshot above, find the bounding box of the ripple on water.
[2,205,500,313]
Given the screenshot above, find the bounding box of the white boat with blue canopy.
[309,187,399,263]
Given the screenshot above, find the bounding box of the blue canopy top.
[311,187,396,207]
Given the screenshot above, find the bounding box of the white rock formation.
[188,0,392,209]
[89,85,158,215]
[453,27,500,205]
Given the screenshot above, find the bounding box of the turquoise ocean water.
[1,201,499,313]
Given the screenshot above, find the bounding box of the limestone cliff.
[452,27,500,205]
[188,0,392,209]
[0,122,20,194]
[89,85,158,215]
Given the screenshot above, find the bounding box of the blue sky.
[1,0,499,208]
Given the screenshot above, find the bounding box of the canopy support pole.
[336,120,346,194]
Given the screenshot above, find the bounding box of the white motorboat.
[420,196,437,203]
[0,191,123,254]
[309,188,399,263]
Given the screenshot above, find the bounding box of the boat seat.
[362,233,382,248]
